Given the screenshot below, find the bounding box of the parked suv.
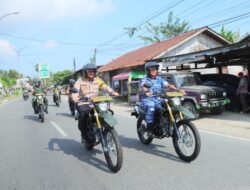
[199,73,250,111]
[160,72,228,119]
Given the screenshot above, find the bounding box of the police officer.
[67,79,76,115]
[53,83,61,103]
[72,63,119,143]
[32,80,48,114]
[141,62,185,137]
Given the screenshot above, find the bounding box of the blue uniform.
[141,76,169,124]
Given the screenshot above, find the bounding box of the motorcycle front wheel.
[137,117,153,145]
[38,105,45,123]
[104,128,123,173]
[172,120,201,162]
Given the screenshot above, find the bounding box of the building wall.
[159,33,224,74]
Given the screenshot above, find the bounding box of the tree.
[53,70,73,85]
[8,70,22,79]
[126,11,191,43]
[220,26,240,43]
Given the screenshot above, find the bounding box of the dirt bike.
[23,91,29,101]
[131,88,201,162]
[68,97,76,116]
[53,92,60,107]
[35,93,46,123]
[70,88,123,172]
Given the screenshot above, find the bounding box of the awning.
[112,71,146,81]
[112,72,129,80]
[129,70,146,79]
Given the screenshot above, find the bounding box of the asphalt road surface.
[0,96,249,190]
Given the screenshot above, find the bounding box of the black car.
[199,73,250,111]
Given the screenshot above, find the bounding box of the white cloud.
[44,40,57,48]
[0,0,115,21]
[0,39,16,57]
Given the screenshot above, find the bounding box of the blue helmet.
[144,61,159,73]
[69,79,76,84]
[34,80,41,87]
[82,63,97,76]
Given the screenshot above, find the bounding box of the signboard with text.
[39,63,50,79]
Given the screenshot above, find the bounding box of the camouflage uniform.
[32,87,48,113]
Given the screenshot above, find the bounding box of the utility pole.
[0,12,19,21]
[73,58,76,72]
[11,45,28,79]
[90,49,97,64]
[0,12,19,99]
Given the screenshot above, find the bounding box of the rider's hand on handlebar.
[179,89,186,95]
[112,91,120,97]
[146,92,152,97]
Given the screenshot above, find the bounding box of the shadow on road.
[56,112,73,118]
[23,115,41,123]
[119,135,184,163]
[47,138,112,173]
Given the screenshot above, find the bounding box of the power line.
[208,11,250,27]
[96,0,185,49]
[0,32,147,47]
[191,0,250,25]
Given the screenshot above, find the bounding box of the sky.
[0,0,250,77]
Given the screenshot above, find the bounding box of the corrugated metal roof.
[98,27,226,73]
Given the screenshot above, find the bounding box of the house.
[98,27,230,87]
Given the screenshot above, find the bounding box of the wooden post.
[128,77,132,104]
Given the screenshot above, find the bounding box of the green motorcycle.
[35,93,46,123]
[70,88,123,172]
[131,90,201,162]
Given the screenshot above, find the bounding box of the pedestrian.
[236,72,249,114]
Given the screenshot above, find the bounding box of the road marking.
[199,130,250,142]
[50,121,68,137]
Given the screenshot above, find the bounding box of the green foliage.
[1,75,16,88]
[220,26,240,43]
[8,70,21,79]
[0,69,20,88]
[126,11,190,43]
[53,70,73,85]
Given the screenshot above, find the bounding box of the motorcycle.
[70,88,123,172]
[53,92,60,107]
[23,91,29,101]
[35,93,46,123]
[131,84,201,162]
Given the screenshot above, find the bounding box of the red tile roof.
[98,27,211,72]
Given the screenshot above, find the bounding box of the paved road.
[0,96,249,190]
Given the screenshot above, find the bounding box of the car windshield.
[175,74,201,87]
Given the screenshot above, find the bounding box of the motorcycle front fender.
[179,106,195,120]
[103,113,118,127]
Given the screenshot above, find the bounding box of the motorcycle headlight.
[223,92,227,96]
[201,94,207,100]
[98,102,108,112]
[171,97,181,106]
[38,96,43,100]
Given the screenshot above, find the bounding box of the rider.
[32,80,48,114]
[141,62,185,137]
[67,79,76,115]
[53,83,61,103]
[72,63,119,143]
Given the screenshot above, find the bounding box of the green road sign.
[39,63,50,79]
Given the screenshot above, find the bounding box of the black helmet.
[54,83,58,88]
[69,79,76,85]
[82,63,97,77]
[34,80,41,87]
[144,61,159,73]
